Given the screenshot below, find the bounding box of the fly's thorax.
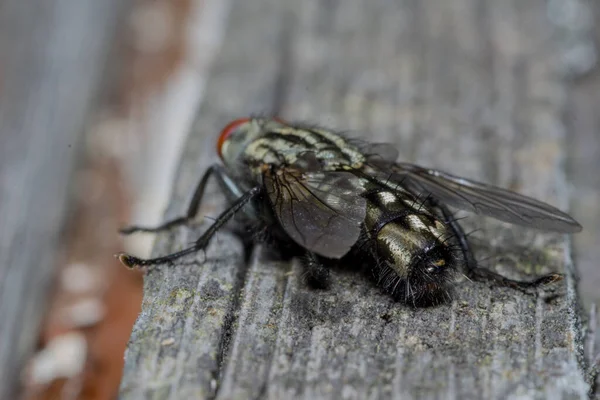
[219,118,284,173]
[243,128,365,176]
[218,117,366,180]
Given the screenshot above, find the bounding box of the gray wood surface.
[120,0,594,398]
[568,0,600,311]
[567,1,600,396]
[0,1,131,398]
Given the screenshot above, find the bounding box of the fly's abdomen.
[361,188,459,306]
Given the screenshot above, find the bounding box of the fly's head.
[217,117,285,172]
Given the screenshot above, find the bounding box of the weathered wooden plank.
[565,0,600,309]
[565,0,600,396]
[0,0,131,398]
[120,0,590,398]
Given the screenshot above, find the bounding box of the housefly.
[116,117,582,306]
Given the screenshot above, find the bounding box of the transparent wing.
[345,138,400,166]
[384,162,582,233]
[362,142,399,165]
[264,168,367,258]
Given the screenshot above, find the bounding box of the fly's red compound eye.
[217,118,250,159]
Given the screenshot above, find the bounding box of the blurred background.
[0,0,598,399]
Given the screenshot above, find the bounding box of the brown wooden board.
[120,0,594,398]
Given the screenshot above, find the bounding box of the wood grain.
[120,0,592,398]
[0,0,130,398]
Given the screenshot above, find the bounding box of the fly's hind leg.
[120,164,241,234]
[436,204,563,290]
[301,251,331,290]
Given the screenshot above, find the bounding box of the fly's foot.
[468,267,564,294]
[115,253,142,269]
[502,273,563,290]
[529,273,563,287]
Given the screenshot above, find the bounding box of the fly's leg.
[120,164,241,234]
[116,186,261,268]
[436,204,563,290]
[301,251,330,289]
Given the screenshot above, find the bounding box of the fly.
[116,117,582,306]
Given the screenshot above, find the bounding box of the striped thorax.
[218,117,366,179]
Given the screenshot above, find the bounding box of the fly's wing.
[385,163,582,233]
[363,144,399,168]
[345,138,400,167]
[264,168,367,259]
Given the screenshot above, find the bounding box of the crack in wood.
[209,245,252,400]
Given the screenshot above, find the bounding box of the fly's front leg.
[301,251,330,289]
[435,203,563,291]
[120,164,240,234]
[116,186,261,268]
